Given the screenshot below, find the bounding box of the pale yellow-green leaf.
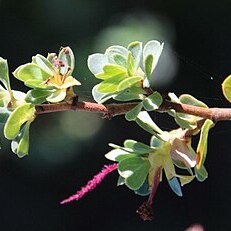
[4,103,35,140]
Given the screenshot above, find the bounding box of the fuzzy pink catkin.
[60,163,118,204]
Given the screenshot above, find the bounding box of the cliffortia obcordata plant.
[0,40,230,220]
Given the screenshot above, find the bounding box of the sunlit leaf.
[125,103,143,121]
[118,157,150,190]
[88,53,109,75]
[143,40,164,76]
[0,58,11,91]
[92,84,115,103]
[113,86,145,102]
[25,79,51,89]
[25,89,52,104]
[11,120,32,158]
[13,63,50,82]
[179,94,207,108]
[105,149,130,161]
[113,54,127,67]
[123,139,154,153]
[117,76,142,92]
[222,75,231,102]
[105,45,128,63]
[51,76,81,89]
[143,91,163,111]
[144,55,153,79]
[128,41,142,71]
[97,75,126,93]
[32,54,55,76]
[4,103,35,140]
[196,119,214,169]
[136,111,163,134]
[0,90,10,107]
[58,46,75,75]
[127,52,135,76]
[96,64,127,80]
[46,89,66,103]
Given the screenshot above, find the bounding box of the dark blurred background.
[0,0,231,230]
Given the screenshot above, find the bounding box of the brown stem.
[35,99,231,122]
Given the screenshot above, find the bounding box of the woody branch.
[35,98,231,122]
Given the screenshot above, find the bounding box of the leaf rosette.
[88,40,163,103]
[13,47,81,104]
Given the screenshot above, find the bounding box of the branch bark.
[35,99,231,122]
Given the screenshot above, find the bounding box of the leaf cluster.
[0,40,230,213]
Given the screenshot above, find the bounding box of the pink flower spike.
[60,163,118,205]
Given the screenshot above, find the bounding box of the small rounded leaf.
[13,63,50,82]
[143,91,163,111]
[4,103,35,140]
[222,75,231,102]
[0,58,11,91]
[118,157,150,190]
[88,53,109,75]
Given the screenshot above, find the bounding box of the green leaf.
[178,175,195,186]
[0,90,10,107]
[113,86,145,101]
[4,103,35,140]
[25,89,52,104]
[144,55,153,79]
[105,149,130,161]
[58,47,75,75]
[0,58,11,91]
[143,91,163,111]
[105,45,128,63]
[128,41,142,71]
[117,76,143,92]
[113,54,127,67]
[134,179,150,196]
[222,75,231,102]
[87,53,108,75]
[168,177,183,197]
[127,52,135,76]
[13,63,50,82]
[143,40,163,75]
[195,165,208,182]
[123,139,154,154]
[25,79,51,89]
[32,54,55,76]
[136,111,163,134]
[97,74,126,93]
[96,64,127,80]
[175,113,198,129]
[46,89,66,103]
[118,157,150,190]
[92,84,115,103]
[173,94,208,129]
[196,119,214,169]
[150,136,163,148]
[11,120,32,158]
[179,94,207,108]
[125,103,143,121]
